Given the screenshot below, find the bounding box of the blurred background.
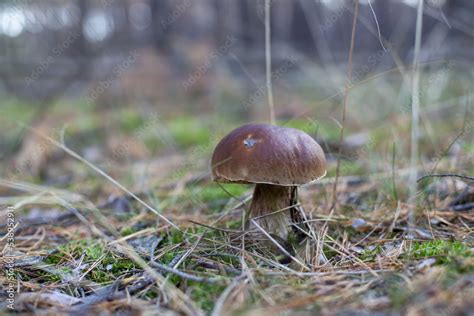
[0,0,473,195]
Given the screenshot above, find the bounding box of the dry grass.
[0,112,472,314]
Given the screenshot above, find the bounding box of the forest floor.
[0,98,473,315]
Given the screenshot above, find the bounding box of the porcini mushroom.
[211,123,326,242]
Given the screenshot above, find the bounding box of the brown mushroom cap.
[211,123,326,186]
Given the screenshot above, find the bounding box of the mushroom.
[211,123,326,242]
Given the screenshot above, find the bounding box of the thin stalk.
[265,0,275,125]
[391,142,399,201]
[408,0,424,233]
[331,0,359,209]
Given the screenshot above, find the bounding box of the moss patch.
[44,239,137,284]
[168,117,211,148]
[188,281,227,312]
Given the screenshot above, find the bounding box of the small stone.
[351,245,364,253]
[417,258,436,270]
[352,218,369,232]
[430,218,440,225]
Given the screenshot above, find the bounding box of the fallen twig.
[417,174,474,183]
[149,261,221,283]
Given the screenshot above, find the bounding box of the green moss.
[160,251,178,265]
[35,266,73,283]
[195,184,249,203]
[184,183,249,213]
[462,141,474,154]
[85,243,106,260]
[360,245,383,261]
[407,240,473,272]
[322,245,338,260]
[113,109,166,153]
[44,239,101,265]
[156,230,186,265]
[120,226,138,236]
[118,109,145,133]
[0,100,37,153]
[143,290,159,299]
[67,113,101,133]
[408,240,470,260]
[0,99,36,124]
[168,117,211,148]
[43,239,137,284]
[225,219,243,230]
[327,160,365,177]
[43,253,63,265]
[143,134,165,153]
[280,118,319,135]
[188,282,226,312]
[281,118,340,140]
[167,229,185,245]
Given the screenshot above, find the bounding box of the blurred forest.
[1,0,473,116]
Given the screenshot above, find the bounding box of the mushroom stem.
[248,183,306,241]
